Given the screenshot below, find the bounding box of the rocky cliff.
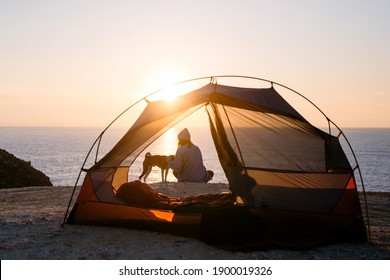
[0,148,53,188]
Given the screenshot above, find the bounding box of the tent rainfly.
[64,76,369,250]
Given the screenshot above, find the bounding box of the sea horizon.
[0,126,389,192]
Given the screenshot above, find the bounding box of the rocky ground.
[0,183,389,260]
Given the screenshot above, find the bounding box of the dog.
[139,152,175,182]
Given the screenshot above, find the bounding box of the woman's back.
[174,143,207,182]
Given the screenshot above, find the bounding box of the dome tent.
[64,76,368,250]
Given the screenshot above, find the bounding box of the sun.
[148,68,185,102]
[160,88,179,103]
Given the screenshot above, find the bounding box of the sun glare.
[158,87,182,103]
[161,88,179,103]
[148,68,185,102]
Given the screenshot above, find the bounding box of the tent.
[64,76,368,250]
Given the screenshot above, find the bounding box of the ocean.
[0,127,389,192]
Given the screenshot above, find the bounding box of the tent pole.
[61,168,84,226]
[61,133,103,225]
[326,117,370,240]
[330,121,371,241]
[95,134,103,164]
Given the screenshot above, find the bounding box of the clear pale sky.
[1,0,389,128]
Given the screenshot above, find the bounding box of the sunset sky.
[1,0,389,128]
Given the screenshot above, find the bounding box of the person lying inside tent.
[168,128,214,183]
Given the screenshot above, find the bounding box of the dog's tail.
[145,152,151,158]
